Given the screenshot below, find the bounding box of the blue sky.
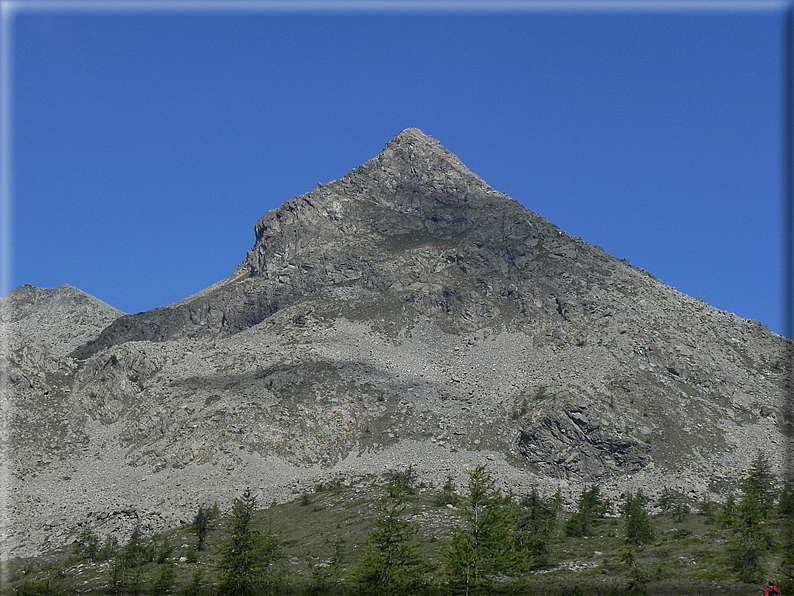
[6,2,790,336]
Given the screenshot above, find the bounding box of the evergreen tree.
[150,563,176,596]
[623,491,655,545]
[444,465,520,595]
[72,528,100,562]
[742,452,778,519]
[387,465,418,498]
[513,487,558,569]
[144,535,159,564]
[564,486,609,537]
[182,568,204,596]
[626,566,650,595]
[96,534,119,563]
[730,453,779,583]
[193,506,212,552]
[696,495,718,525]
[355,468,431,595]
[657,488,689,522]
[719,492,738,529]
[433,474,460,507]
[126,568,144,596]
[155,538,173,564]
[777,482,794,517]
[17,576,55,596]
[216,488,282,596]
[110,557,126,596]
[121,526,146,569]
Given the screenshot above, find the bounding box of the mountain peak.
[3,284,122,357]
[385,127,437,147]
[340,128,495,208]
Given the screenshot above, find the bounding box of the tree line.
[17,452,794,596]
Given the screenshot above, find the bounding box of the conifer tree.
[216,488,282,596]
[564,486,609,537]
[730,453,779,583]
[658,488,689,522]
[387,465,418,498]
[696,495,718,525]
[96,534,119,563]
[150,563,175,596]
[513,487,558,568]
[777,482,794,517]
[183,569,204,596]
[444,465,520,595]
[433,474,460,507]
[719,492,738,529]
[742,452,778,519]
[121,526,146,569]
[355,468,431,595]
[193,506,212,552]
[73,528,100,562]
[623,490,655,545]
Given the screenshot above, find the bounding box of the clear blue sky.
[6,2,789,336]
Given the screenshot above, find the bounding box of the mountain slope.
[5,129,791,559]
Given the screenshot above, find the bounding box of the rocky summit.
[2,128,791,558]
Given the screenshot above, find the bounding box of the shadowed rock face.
[6,129,792,559]
[517,407,652,480]
[71,128,615,358]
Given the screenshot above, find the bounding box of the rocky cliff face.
[72,129,616,355]
[4,129,791,558]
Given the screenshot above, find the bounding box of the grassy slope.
[4,476,790,595]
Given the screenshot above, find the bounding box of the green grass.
[3,479,790,595]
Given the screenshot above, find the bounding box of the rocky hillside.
[3,129,791,559]
[3,284,121,357]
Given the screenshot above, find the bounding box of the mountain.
[3,129,791,559]
[4,284,122,357]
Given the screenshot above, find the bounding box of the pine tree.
[564,486,609,537]
[730,453,779,583]
[121,526,145,569]
[150,563,175,596]
[387,465,418,498]
[777,482,794,517]
[623,490,655,545]
[182,568,204,596]
[658,488,689,522]
[355,468,431,595]
[696,495,718,525]
[444,465,520,595]
[193,506,211,552]
[719,492,738,529]
[72,528,100,562]
[513,487,558,569]
[216,488,282,596]
[310,536,346,596]
[433,474,459,507]
[742,452,778,519]
[155,538,173,564]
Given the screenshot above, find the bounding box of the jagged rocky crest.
[4,129,791,559]
[71,128,613,358]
